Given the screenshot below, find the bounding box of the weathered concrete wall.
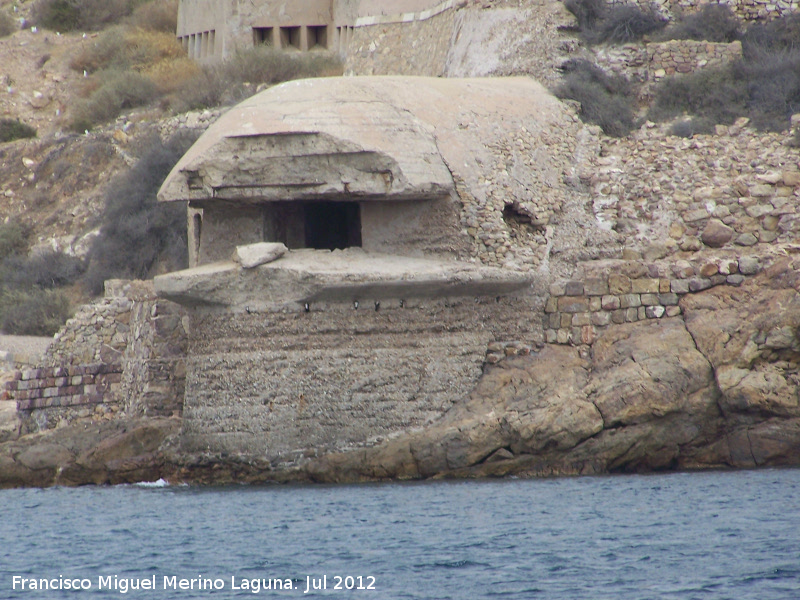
[180,293,540,465]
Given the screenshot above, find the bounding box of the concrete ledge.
[355,0,465,26]
[155,249,534,311]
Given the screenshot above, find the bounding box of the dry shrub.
[83,132,197,294]
[0,221,28,260]
[562,0,665,45]
[656,4,741,43]
[127,0,178,33]
[0,118,37,142]
[0,287,72,336]
[555,59,637,136]
[169,47,344,112]
[68,70,159,131]
[144,57,202,94]
[31,0,142,32]
[71,26,184,74]
[649,51,800,132]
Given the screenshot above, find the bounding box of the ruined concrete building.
[154,75,582,464]
[177,0,458,60]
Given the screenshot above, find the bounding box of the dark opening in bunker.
[303,201,361,250]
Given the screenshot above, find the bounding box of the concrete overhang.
[158,76,471,205]
[154,249,534,310]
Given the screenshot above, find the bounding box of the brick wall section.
[648,40,742,80]
[543,255,760,346]
[4,363,122,411]
[620,0,800,21]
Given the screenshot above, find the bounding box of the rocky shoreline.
[2,255,797,488]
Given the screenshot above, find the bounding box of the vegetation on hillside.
[83,131,197,294]
[65,10,342,130]
[559,1,800,136]
[0,119,36,143]
[0,222,80,336]
[30,0,147,32]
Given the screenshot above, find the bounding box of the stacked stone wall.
[4,280,188,433]
[181,294,540,466]
[594,40,742,84]
[543,255,762,345]
[621,0,799,20]
[4,364,123,432]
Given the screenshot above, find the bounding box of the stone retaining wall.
[622,0,799,20]
[7,280,188,433]
[3,363,123,432]
[544,255,761,345]
[594,40,742,84]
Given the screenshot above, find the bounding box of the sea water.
[1,469,799,599]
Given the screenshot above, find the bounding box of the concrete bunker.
[155,76,569,463]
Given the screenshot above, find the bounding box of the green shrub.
[171,47,344,112]
[0,221,28,260]
[68,70,159,131]
[656,4,741,43]
[83,132,197,294]
[0,10,17,38]
[555,59,637,136]
[0,119,37,142]
[0,287,72,336]
[31,0,143,32]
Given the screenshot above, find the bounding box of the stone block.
[641,293,659,306]
[659,279,671,293]
[658,292,679,306]
[625,308,639,322]
[548,281,566,297]
[671,279,690,294]
[592,311,611,327]
[738,256,760,275]
[611,310,626,324]
[558,296,589,313]
[631,278,659,294]
[564,280,584,296]
[698,262,718,277]
[572,312,591,327]
[619,294,642,308]
[601,295,620,310]
[689,278,712,292]
[645,305,666,319]
[233,242,288,269]
[584,277,609,296]
[638,306,647,320]
[544,297,558,313]
[701,218,733,247]
[710,274,727,286]
[548,313,561,329]
[581,326,596,345]
[556,329,570,344]
[608,274,632,294]
[561,313,573,328]
[735,232,758,246]
[726,274,745,286]
[545,329,558,344]
[666,306,682,317]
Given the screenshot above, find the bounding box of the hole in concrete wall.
[307,25,328,49]
[192,213,202,259]
[502,202,542,231]
[253,27,273,46]
[280,26,301,50]
[304,202,361,250]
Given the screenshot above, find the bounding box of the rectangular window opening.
[304,202,361,250]
[280,26,301,50]
[253,26,273,46]
[307,25,328,50]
